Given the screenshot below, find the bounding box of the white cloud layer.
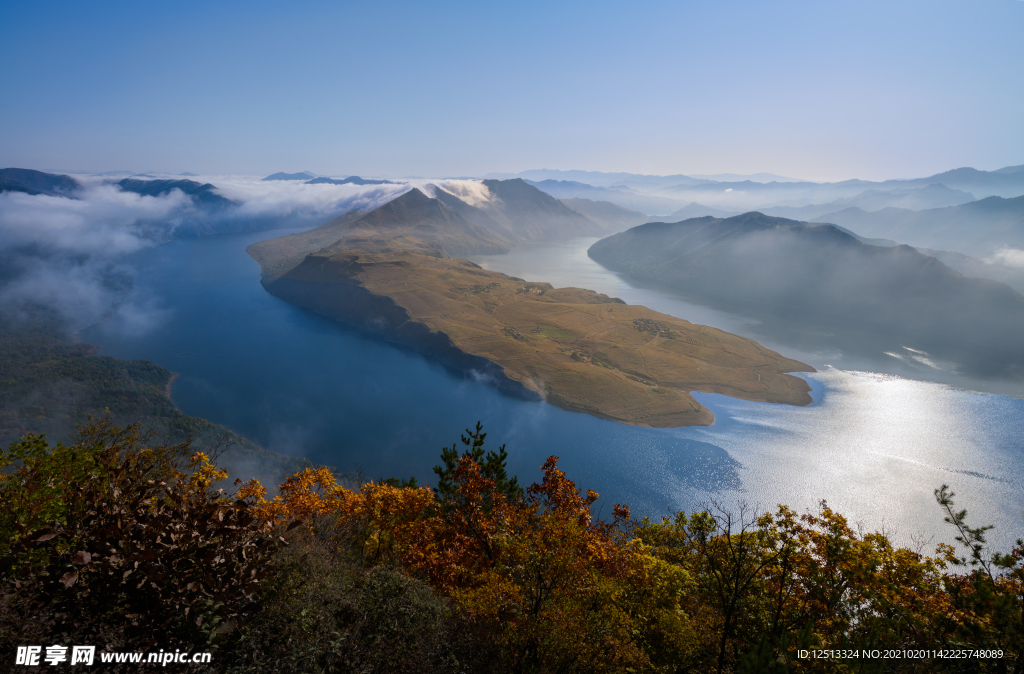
[0,174,418,328]
[438,179,493,207]
[987,247,1024,269]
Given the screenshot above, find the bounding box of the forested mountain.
[0,168,81,196]
[116,178,237,209]
[589,212,1024,380]
[815,195,1024,256]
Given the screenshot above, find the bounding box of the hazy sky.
[1,0,1022,181]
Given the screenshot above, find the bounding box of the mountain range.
[812,195,1024,256]
[517,164,1024,216]
[759,184,976,221]
[249,179,609,272]
[524,180,688,215]
[306,176,395,186]
[587,212,1024,381]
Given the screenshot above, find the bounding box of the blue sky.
[1,0,1022,181]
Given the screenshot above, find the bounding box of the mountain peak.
[263,171,316,181]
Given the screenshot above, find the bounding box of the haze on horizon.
[1,0,1022,182]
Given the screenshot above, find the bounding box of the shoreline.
[256,250,814,428]
[164,372,180,409]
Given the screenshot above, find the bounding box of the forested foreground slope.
[2,420,1020,673]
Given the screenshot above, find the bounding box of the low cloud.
[439,179,494,207]
[0,174,416,329]
[207,175,412,223]
[0,183,190,255]
[986,247,1024,269]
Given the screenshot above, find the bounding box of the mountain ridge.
[0,168,81,197]
[588,212,1024,381]
[813,195,1024,256]
[249,179,609,272]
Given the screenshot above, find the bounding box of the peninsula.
[249,184,814,427]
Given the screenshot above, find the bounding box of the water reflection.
[675,368,1024,551]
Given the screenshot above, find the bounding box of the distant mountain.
[524,179,684,215]
[487,169,710,189]
[588,212,1024,380]
[116,178,237,209]
[179,172,199,177]
[660,180,853,211]
[897,165,1024,198]
[490,164,1024,204]
[688,172,804,183]
[430,179,604,243]
[761,184,976,221]
[249,179,610,272]
[813,195,1024,256]
[262,171,316,181]
[305,176,395,186]
[664,203,739,221]
[249,188,509,270]
[0,168,81,197]
[827,225,1024,295]
[524,179,618,197]
[473,179,602,241]
[558,198,649,231]
[917,248,1024,295]
[494,164,1024,214]
[652,165,1024,211]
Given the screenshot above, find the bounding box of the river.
[82,231,1024,552]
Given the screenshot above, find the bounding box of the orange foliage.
[236,449,1023,673]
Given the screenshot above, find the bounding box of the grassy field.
[258,242,815,428]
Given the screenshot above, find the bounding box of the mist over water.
[81,231,1024,553]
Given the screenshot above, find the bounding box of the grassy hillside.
[261,247,813,427]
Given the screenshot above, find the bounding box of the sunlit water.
[82,231,1024,553]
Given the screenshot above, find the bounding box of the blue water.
[82,230,1024,553]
